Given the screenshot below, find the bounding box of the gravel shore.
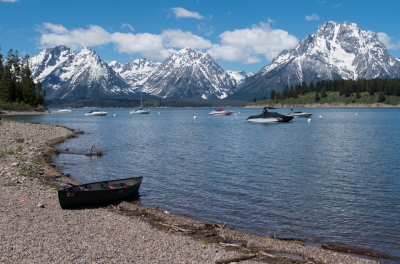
[0,119,383,263]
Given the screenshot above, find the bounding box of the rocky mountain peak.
[233,21,400,101]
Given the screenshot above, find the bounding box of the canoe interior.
[58,176,142,209]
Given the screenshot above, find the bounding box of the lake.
[5,107,400,261]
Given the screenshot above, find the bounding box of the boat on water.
[247,107,294,123]
[287,109,313,118]
[58,176,143,209]
[85,110,108,116]
[57,108,72,113]
[209,108,233,115]
[130,92,150,114]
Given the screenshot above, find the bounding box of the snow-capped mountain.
[234,21,400,100]
[226,70,253,87]
[108,58,161,88]
[30,46,133,100]
[142,47,237,99]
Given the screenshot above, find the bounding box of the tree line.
[269,78,400,103]
[0,47,45,109]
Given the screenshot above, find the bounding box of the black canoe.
[58,176,143,209]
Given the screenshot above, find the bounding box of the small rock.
[37,203,45,208]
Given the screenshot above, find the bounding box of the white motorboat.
[56,108,72,113]
[130,108,150,114]
[287,109,313,118]
[130,92,150,114]
[85,110,108,116]
[247,107,294,123]
[209,108,233,115]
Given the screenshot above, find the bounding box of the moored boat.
[247,107,293,123]
[58,176,143,209]
[209,108,233,115]
[287,109,313,118]
[130,108,150,114]
[130,92,150,114]
[85,110,108,116]
[57,108,72,113]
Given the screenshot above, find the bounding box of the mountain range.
[29,21,400,102]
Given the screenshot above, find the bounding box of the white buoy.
[158,112,160,114]
[319,115,322,118]
[356,113,358,115]
[113,114,116,116]
[194,116,197,119]
[308,118,311,122]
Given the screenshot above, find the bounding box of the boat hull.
[246,116,293,123]
[130,109,150,114]
[247,111,294,123]
[58,176,142,209]
[209,111,233,115]
[287,113,313,118]
[57,109,72,114]
[85,112,108,116]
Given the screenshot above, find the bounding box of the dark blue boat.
[58,176,143,209]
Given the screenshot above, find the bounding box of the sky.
[1,0,400,73]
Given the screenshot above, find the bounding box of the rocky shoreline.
[0,119,387,263]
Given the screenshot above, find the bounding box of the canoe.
[58,176,143,209]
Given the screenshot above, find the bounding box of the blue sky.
[1,0,400,73]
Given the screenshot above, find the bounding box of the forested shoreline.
[269,78,400,103]
[0,47,45,111]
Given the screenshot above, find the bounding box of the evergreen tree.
[378,91,386,103]
[309,81,315,92]
[314,91,320,102]
[355,89,361,99]
[270,90,276,100]
[321,87,327,98]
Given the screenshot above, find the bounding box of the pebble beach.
[0,118,384,264]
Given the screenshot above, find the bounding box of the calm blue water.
[5,107,400,260]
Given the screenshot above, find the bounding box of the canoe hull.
[58,176,142,209]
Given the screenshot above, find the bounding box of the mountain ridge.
[29,21,400,102]
[230,21,400,101]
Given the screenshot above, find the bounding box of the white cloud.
[37,23,211,60]
[305,14,319,21]
[377,32,400,50]
[162,29,211,49]
[207,22,298,63]
[171,7,204,19]
[41,23,69,34]
[1,0,18,2]
[35,22,298,65]
[122,23,134,32]
[38,23,111,50]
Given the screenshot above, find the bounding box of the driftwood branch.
[155,222,194,233]
[219,242,241,247]
[322,243,397,260]
[86,145,103,156]
[214,253,256,264]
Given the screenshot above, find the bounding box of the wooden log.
[322,243,397,260]
[215,253,256,263]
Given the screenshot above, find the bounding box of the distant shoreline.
[0,110,70,116]
[247,103,400,108]
[1,102,400,117]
